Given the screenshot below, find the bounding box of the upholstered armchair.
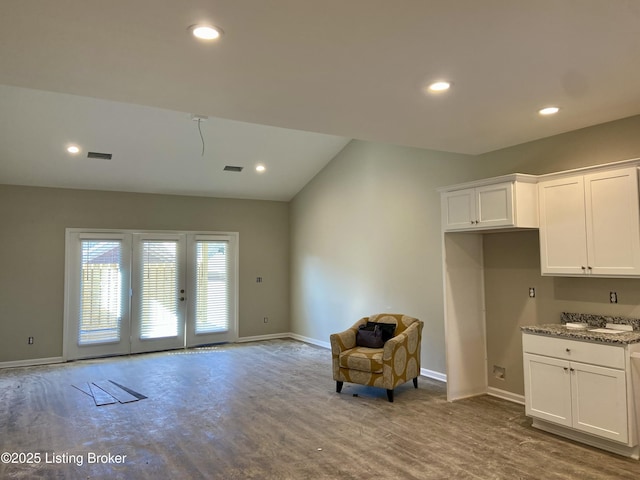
[330,313,423,402]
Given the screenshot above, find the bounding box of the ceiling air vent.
[87,151,113,160]
[223,165,243,172]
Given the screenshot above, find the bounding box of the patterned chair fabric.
[330,313,423,402]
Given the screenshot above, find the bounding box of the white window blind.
[79,240,123,345]
[139,240,179,339]
[195,240,229,334]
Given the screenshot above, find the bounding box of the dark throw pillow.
[356,323,384,348]
[366,321,396,342]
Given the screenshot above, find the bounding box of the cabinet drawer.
[522,334,625,369]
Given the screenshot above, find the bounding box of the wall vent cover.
[223,165,243,172]
[87,151,113,160]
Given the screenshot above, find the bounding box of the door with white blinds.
[66,233,132,360]
[130,234,186,354]
[65,229,238,360]
[185,235,237,346]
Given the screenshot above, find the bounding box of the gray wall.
[290,114,640,386]
[0,185,289,362]
[477,114,640,177]
[483,230,640,395]
[290,140,484,374]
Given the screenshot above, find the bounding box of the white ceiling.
[0,85,349,201]
[1,1,639,200]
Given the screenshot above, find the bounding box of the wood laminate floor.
[1,339,639,479]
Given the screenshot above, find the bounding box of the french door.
[130,233,186,354]
[66,233,133,359]
[65,230,237,360]
[185,235,237,346]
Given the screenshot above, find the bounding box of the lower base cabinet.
[522,334,639,458]
[524,353,628,442]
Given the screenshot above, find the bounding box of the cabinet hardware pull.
[581,266,586,270]
[565,348,570,353]
[570,368,575,372]
[587,266,592,270]
[563,367,569,372]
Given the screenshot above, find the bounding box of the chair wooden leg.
[386,389,394,402]
[413,377,418,388]
[336,381,343,393]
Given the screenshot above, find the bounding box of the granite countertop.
[521,324,640,345]
[521,312,640,345]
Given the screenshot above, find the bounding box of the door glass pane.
[196,241,229,334]
[140,241,179,339]
[79,240,123,345]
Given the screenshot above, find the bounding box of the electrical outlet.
[610,291,618,304]
[263,317,268,323]
[28,337,34,345]
[529,287,535,298]
[256,277,263,283]
[492,365,505,380]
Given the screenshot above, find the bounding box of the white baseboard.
[0,356,64,369]
[487,386,525,405]
[287,333,331,349]
[236,333,292,343]
[236,332,330,349]
[237,332,330,348]
[421,368,447,382]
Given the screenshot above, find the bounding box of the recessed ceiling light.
[189,24,223,40]
[66,145,80,154]
[256,164,266,173]
[427,81,451,93]
[539,106,560,116]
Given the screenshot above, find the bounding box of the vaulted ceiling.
[1,1,639,200]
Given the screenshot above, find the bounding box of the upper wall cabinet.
[440,174,538,232]
[538,166,640,276]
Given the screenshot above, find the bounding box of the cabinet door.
[523,353,572,427]
[538,176,589,275]
[475,182,514,228]
[571,362,628,443]
[441,188,475,230]
[584,168,640,276]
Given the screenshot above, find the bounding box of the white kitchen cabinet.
[524,353,628,443]
[440,174,538,231]
[522,334,638,458]
[572,361,628,442]
[538,167,640,276]
[523,353,573,427]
